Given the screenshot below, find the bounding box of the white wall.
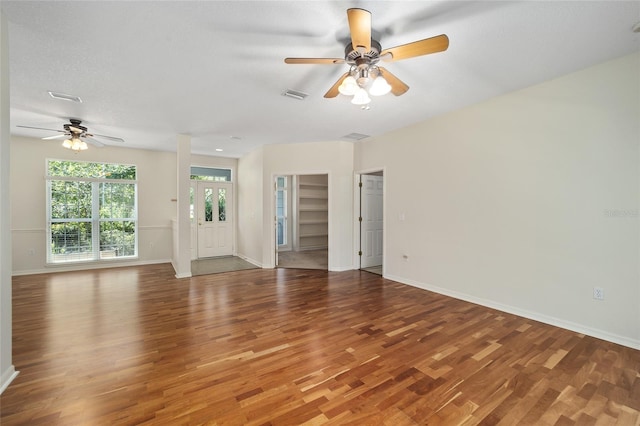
[237,147,265,266]
[11,136,177,274]
[236,142,354,270]
[354,53,640,349]
[0,8,17,394]
[262,141,354,270]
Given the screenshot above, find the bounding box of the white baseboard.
[0,365,19,395]
[385,273,640,351]
[237,254,263,268]
[330,265,354,272]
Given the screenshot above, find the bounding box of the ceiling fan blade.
[381,34,449,62]
[378,67,409,96]
[83,136,105,148]
[42,134,68,140]
[347,8,371,53]
[17,125,63,133]
[285,58,345,65]
[324,72,350,98]
[87,133,124,143]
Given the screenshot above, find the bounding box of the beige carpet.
[277,249,327,270]
[191,256,259,276]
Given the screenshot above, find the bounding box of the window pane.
[277,177,285,188]
[100,221,136,258]
[276,190,286,216]
[48,160,136,180]
[277,217,286,245]
[50,222,93,262]
[100,183,135,219]
[218,188,226,221]
[205,188,213,222]
[50,181,92,219]
[190,187,195,223]
[190,167,231,181]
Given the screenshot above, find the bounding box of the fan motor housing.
[344,39,382,66]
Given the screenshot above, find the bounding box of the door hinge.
[358,217,362,222]
[358,251,362,256]
[358,182,363,188]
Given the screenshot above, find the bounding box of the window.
[47,160,137,263]
[190,166,231,181]
[276,176,287,246]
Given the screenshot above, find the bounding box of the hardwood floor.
[2,264,639,425]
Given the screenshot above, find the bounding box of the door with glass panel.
[197,181,233,257]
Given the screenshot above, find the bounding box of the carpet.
[277,249,328,270]
[191,256,259,276]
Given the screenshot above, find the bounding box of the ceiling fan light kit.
[284,8,449,107]
[62,136,88,151]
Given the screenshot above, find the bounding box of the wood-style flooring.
[2,264,639,425]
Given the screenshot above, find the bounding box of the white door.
[197,181,233,257]
[360,174,383,268]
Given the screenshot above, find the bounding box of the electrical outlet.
[593,287,604,300]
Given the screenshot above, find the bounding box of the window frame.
[46,159,138,264]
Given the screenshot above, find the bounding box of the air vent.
[48,91,82,103]
[282,89,308,100]
[342,133,370,141]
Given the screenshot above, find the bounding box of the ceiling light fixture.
[339,65,391,106]
[62,135,88,151]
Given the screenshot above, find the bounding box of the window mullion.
[92,182,100,260]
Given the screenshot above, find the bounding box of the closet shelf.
[298,175,328,250]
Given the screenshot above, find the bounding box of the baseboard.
[330,265,354,272]
[0,365,19,395]
[385,273,640,351]
[174,272,192,279]
[237,254,263,268]
[12,258,172,276]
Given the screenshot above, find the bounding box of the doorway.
[359,171,383,275]
[275,174,328,270]
[193,181,234,258]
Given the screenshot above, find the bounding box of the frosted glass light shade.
[63,137,88,151]
[351,87,371,105]
[369,75,391,96]
[338,76,358,96]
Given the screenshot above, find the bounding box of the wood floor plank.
[1,264,639,425]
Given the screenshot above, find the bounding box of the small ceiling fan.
[284,8,449,105]
[17,118,124,151]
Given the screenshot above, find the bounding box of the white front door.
[360,174,383,268]
[197,181,233,257]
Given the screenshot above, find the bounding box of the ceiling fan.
[284,8,449,106]
[17,118,124,151]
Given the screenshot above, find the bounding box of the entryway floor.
[361,265,382,275]
[191,256,259,276]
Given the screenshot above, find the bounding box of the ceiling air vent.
[48,91,82,103]
[282,89,308,100]
[342,133,370,141]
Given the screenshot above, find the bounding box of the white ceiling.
[2,1,639,158]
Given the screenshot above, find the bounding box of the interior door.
[360,174,383,268]
[197,181,233,258]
